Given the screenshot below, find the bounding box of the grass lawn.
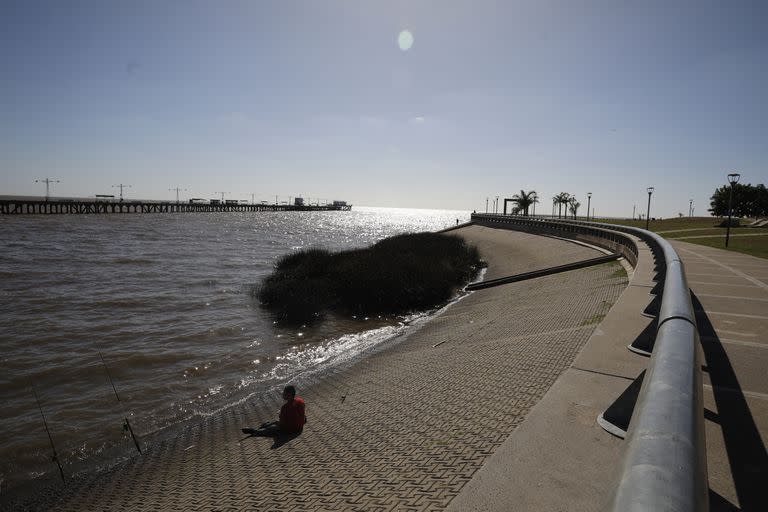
[663,228,764,238]
[592,217,768,260]
[670,235,768,260]
[594,217,737,232]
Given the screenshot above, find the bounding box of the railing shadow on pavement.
[469,213,707,512]
[692,293,768,512]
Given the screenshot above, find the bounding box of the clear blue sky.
[1,0,766,217]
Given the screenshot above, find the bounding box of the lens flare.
[397,30,414,51]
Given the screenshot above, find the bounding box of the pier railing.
[470,213,707,512]
[0,197,352,215]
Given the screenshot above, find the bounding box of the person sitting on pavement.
[242,385,306,437]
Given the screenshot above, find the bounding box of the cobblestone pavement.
[9,228,628,511]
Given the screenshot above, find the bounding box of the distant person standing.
[242,385,306,437]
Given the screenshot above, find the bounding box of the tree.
[553,192,570,218]
[568,197,581,219]
[511,190,537,216]
[709,183,768,218]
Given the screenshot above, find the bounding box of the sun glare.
[397,30,414,51]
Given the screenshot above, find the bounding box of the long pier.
[0,197,352,215]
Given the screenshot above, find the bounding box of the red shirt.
[279,397,306,433]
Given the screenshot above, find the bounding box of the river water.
[0,207,470,493]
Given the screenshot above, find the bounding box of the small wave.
[184,279,219,287]
[119,351,192,368]
[88,298,156,309]
[111,258,155,265]
[236,314,423,391]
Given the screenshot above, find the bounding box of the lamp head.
[727,173,741,185]
[587,192,592,198]
[647,187,654,194]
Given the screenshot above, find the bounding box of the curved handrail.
[471,214,640,265]
[469,214,707,512]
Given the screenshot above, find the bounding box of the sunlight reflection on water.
[0,206,470,490]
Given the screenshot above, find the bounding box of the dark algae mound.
[257,232,485,323]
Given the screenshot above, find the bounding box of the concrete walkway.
[5,226,628,511]
[446,229,654,511]
[669,240,768,511]
[448,237,768,512]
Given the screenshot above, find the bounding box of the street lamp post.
[689,199,693,218]
[486,197,489,213]
[645,187,654,230]
[532,192,538,217]
[725,173,741,248]
[587,192,592,221]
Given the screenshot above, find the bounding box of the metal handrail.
[470,213,707,512]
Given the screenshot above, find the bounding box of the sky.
[1,0,766,217]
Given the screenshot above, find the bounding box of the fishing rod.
[32,387,65,484]
[98,351,142,454]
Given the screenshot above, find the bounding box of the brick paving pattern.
[7,227,628,511]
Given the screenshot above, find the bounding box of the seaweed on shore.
[256,232,485,323]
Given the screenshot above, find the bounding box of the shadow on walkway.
[241,423,302,450]
[693,293,768,511]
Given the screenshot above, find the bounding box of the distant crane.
[169,187,187,204]
[214,192,229,202]
[35,178,60,201]
[112,184,132,202]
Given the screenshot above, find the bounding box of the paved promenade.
[668,240,768,511]
[450,236,768,512]
[6,226,628,511]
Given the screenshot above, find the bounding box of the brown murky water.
[0,207,469,493]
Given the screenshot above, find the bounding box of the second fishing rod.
[98,351,142,454]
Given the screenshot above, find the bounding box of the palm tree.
[553,192,570,218]
[511,190,537,216]
[568,197,581,219]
